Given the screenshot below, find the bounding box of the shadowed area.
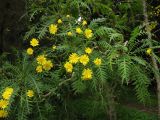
[0,0,26,55]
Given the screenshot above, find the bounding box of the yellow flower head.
[76,27,83,34]
[36,55,47,65]
[27,48,33,55]
[82,68,92,80]
[64,62,73,73]
[67,32,73,36]
[0,99,9,109]
[2,87,14,100]
[52,45,57,51]
[85,47,92,54]
[57,19,63,24]
[36,65,43,73]
[49,24,58,34]
[82,20,87,26]
[146,48,152,55]
[43,60,53,71]
[84,28,93,39]
[66,15,70,18]
[79,54,89,66]
[94,58,102,66]
[27,90,34,98]
[0,110,8,118]
[30,38,39,47]
[69,53,79,64]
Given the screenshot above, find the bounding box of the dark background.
[0,0,26,54]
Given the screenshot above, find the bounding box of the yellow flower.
[76,27,83,34]
[36,66,43,73]
[57,19,62,24]
[27,90,34,98]
[67,32,73,36]
[69,53,79,64]
[0,99,9,109]
[27,48,33,55]
[82,68,92,80]
[52,45,57,51]
[84,28,93,39]
[94,58,102,66]
[2,87,14,100]
[43,60,53,71]
[64,62,73,73]
[82,20,87,26]
[36,55,47,65]
[85,47,92,54]
[146,48,152,55]
[66,15,70,18]
[0,110,8,118]
[79,54,89,66]
[30,38,39,47]
[49,24,58,34]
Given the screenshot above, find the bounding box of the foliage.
[117,105,158,120]
[1,0,160,119]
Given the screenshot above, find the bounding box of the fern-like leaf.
[118,56,131,84]
[72,80,86,94]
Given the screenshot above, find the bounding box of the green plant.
[117,105,158,120]
[1,0,160,119]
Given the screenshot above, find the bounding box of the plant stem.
[142,0,160,119]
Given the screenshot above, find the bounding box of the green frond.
[37,25,48,39]
[132,65,150,103]
[128,26,141,51]
[132,39,150,54]
[95,26,116,37]
[130,56,147,66]
[90,18,106,24]
[107,48,119,69]
[37,16,56,39]
[29,8,43,21]
[109,33,124,42]
[24,26,37,40]
[129,26,141,43]
[118,56,131,84]
[98,40,112,50]
[89,18,106,28]
[94,64,108,85]
[72,80,86,94]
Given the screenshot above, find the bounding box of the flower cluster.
[0,87,14,118]
[26,16,101,82]
[64,48,102,80]
[75,20,93,39]
[48,17,93,39]
[36,55,53,73]
[26,17,95,74]
[75,27,93,39]
[27,38,39,55]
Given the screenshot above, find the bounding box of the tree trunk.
[142,0,160,119]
